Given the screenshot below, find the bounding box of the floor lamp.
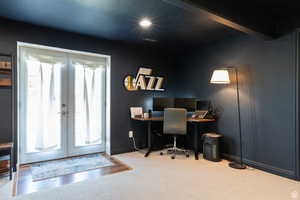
[210,68,246,170]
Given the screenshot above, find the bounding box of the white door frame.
[17,42,111,164]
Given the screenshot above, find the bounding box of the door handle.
[58,111,68,116]
[60,104,68,116]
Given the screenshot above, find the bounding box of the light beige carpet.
[2,152,300,200]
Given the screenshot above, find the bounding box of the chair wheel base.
[171,156,175,159]
[160,152,163,156]
[186,154,189,158]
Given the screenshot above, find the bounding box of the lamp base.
[229,162,246,169]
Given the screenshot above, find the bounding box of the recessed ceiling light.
[139,18,152,29]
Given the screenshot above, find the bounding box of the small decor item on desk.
[192,110,208,119]
[130,107,143,118]
[144,113,149,119]
[148,109,152,118]
[143,112,149,119]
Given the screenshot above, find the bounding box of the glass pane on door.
[25,60,63,153]
[19,44,107,163]
[73,62,105,147]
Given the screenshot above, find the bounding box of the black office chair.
[160,108,189,159]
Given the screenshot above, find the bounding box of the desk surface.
[132,117,215,122]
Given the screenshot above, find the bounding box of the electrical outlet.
[129,131,133,138]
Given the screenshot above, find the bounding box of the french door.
[18,44,108,164]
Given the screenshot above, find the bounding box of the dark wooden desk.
[0,142,13,180]
[132,117,215,160]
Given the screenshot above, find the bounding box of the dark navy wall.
[175,33,297,179]
[0,18,176,162]
[0,17,299,180]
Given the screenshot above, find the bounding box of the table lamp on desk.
[210,68,246,170]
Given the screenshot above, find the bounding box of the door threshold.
[20,152,105,166]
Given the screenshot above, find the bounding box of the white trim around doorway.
[16,41,111,164]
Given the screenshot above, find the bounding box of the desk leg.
[10,147,13,180]
[145,121,152,157]
[194,123,199,160]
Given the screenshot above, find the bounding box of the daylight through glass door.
[19,45,107,164]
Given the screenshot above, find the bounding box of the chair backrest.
[163,108,187,135]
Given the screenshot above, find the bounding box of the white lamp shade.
[210,69,230,84]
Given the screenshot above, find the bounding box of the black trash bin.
[202,133,222,162]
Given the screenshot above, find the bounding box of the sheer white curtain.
[34,62,58,150]
[72,56,106,146]
[83,65,98,144]
[21,47,65,152]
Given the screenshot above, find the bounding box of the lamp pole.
[229,68,246,169]
[210,67,246,169]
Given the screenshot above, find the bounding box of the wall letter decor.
[124,67,164,91]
